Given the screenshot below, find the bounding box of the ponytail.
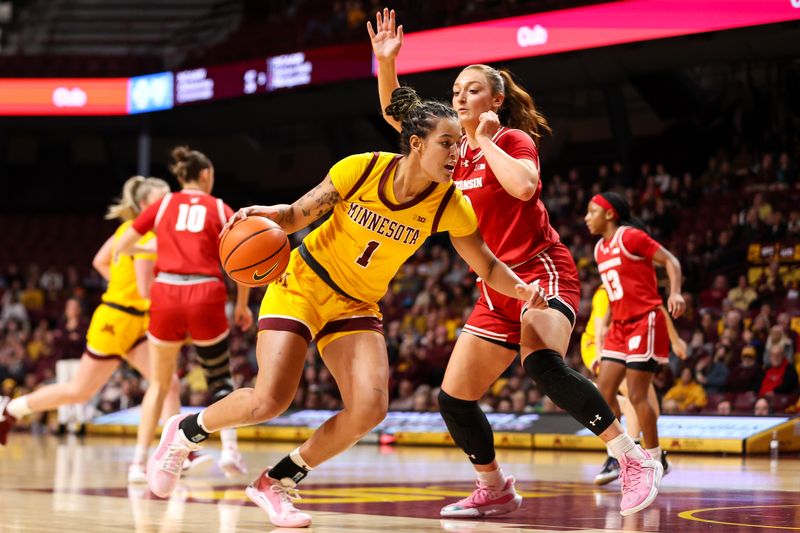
[106,175,170,221]
[463,64,551,141]
[106,175,145,221]
[497,69,551,141]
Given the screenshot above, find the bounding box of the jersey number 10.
[175,204,207,233]
[600,269,624,301]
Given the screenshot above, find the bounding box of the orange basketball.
[219,216,290,287]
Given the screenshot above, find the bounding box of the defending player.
[370,9,662,517]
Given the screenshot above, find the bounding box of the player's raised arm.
[368,8,403,132]
[225,175,341,235]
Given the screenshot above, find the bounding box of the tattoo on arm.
[298,178,341,219]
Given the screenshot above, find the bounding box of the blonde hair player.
[370,8,663,518]
[144,88,548,529]
[0,177,181,484]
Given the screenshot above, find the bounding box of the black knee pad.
[523,349,615,435]
[195,338,233,401]
[438,390,495,465]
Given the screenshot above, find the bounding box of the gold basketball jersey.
[301,152,477,303]
[102,221,156,312]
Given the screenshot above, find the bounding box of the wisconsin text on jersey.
[455,177,483,191]
[347,202,420,245]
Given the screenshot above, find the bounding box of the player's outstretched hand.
[367,8,403,61]
[516,279,548,310]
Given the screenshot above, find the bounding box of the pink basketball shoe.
[147,414,200,498]
[245,469,312,528]
[619,447,663,516]
[440,476,522,518]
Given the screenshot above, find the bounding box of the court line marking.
[679,504,800,530]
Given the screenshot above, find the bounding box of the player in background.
[0,177,180,476]
[115,147,253,481]
[581,285,687,484]
[370,9,662,517]
[585,191,685,485]
[144,89,550,528]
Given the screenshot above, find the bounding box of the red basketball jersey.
[594,226,663,321]
[453,127,560,265]
[133,189,234,279]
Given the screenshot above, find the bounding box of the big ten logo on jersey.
[175,200,207,233]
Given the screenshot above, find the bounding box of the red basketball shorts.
[463,242,580,349]
[148,278,229,345]
[601,308,669,365]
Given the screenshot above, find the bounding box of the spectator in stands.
[726,346,762,393]
[752,192,773,223]
[753,397,771,416]
[756,261,785,306]
[759,345,799,398]
[19,278,45,315]
[764,325,794,365]
[662,367,708,413]
[739,207,766,243]
[699,275,729,311]
[389,379,416,410]
[716,399,732,415]
[776,151,796,185]
[695,346,730,395]
[0,287,29,332]
[39,265,64,293]
[727,275,757,312]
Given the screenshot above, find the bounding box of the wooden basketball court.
[1,433,798,532]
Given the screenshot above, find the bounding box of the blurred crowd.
[1,142,799,432]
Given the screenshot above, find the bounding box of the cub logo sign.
[52,87,87,107]
[516,24,548,48]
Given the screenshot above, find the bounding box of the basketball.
[219,216,291,287]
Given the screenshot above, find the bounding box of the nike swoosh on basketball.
[357,195,374,204]
[252,261,280,281]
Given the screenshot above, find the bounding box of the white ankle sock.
[607,433,645,459]
[476,467,505,489]
[133,444,148,465]
[290,447,313,470]
[7,396,32,419]
[220,428,237,450]
[646,446,662,459]
[197,410,211,433]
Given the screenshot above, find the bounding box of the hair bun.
[385,86,422,122]
[171,145,191,163]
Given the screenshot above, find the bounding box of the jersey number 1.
[175,204,207,233]
[600,269,624,301]
[356,240,380,267]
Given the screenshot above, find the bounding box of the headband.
[591,194,618,220]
